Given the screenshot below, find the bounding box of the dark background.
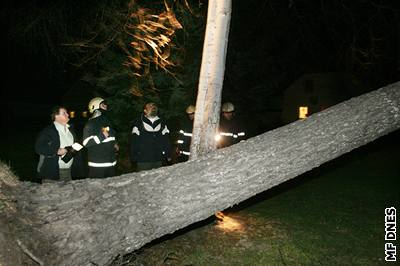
[2,0,399,127]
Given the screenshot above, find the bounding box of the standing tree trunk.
[1,82,400,266]
[190,0,232,159]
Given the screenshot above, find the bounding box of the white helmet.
[222,102,235,112]
[185,105,196,114]
[88,97,104,113]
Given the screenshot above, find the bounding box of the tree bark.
[1,82,400,266]
[190,0,232,159]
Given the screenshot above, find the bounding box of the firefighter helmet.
[88,97,105,113]
[186,105,196,114]
[221,102,235,112]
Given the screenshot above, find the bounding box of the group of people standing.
[35,98,246,183]
[175,102,246,161]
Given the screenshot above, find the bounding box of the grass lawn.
[112,131,399,266]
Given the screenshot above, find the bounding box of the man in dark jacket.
[130,102,171,171]
[35,106,84,182]
[83,97,119,178]
[217,102,246,148]
[175,105,195,162]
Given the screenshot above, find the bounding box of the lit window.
[299,106,308,119]
[69,111,75,118]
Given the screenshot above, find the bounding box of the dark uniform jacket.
[83,113,117,167]
[176,118,193,160]
[218,117,246,148]
[130,115,171,163]
[35,124,84,180]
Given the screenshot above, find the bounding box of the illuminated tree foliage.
[124,4,183,78]
[4,0,397,132]
[59,1,202,113]
[3,0,205,118]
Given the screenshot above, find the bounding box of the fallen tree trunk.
[1,82,400,266]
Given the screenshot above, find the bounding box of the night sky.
[2,0,399,131]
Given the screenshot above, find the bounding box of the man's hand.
[102,127,110,138]
[57,148,67,156]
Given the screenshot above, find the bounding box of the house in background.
[281,72,351,124]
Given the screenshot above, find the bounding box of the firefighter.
[176,105,195,162]
[217,102,246,148]
[130,102,171,171]
[83,97,119,178]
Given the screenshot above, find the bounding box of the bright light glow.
[215,134,221,142]
[299,106,308,119]
[69,111,75,118]
[82,111,88,118]
[215,211,244,232]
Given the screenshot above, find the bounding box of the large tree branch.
[1,82,400,266]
